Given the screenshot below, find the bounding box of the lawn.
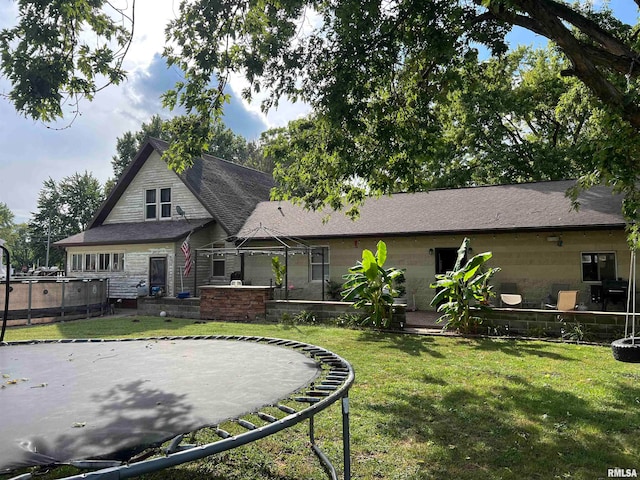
[2,316,640,480]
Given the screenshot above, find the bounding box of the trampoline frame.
[2,336,354,480]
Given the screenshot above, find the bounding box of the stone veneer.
[199,285,273,322]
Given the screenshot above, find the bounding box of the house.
[56,136,631,312]
[233,180,630,311]
[54,138,274,304]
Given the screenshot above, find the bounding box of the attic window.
[145,188,172,220]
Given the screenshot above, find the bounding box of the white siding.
[105,151,211,224]
[66,243,176,299]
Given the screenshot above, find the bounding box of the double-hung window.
[581,252,616,282]
[145,188,171,220]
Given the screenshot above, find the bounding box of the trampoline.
[0,336,354,479]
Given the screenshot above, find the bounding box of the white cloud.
[0,1,304,225]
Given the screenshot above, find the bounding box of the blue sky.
[0,1,637,224]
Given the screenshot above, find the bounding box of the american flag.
[181,234,192,277]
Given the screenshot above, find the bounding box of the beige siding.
[105,151,211,224]
[241,229,631,310]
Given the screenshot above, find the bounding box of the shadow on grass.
[366,369,640,477]
[356,330,445,357]
[451,336,578,361]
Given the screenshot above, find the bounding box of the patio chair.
[547,290,579,311]
[500,294,523,308]
[542,283,570,308]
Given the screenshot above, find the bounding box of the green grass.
[3,316,640,479]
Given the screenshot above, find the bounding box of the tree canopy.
[29,172,104,267]
[2,1,640,238]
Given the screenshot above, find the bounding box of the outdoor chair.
[500,294,523,307]
[541,283,570,308]
[546,290,579,311]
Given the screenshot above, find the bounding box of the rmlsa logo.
[608,468,638,478]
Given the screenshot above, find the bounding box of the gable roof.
[89,138,275,236]
[237,180,626,240]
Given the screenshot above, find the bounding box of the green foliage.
[430,238,500,333]
[29,172,104,267]
[394,272,407,298]
[5,1,640,241]
[325,279,344,301]
[342,240,404,328]
[271,256,286,287]
[0,203,15,244]
[111,115,169,181]
[560,320,593,343]
[108,115,267,193]
[0,0,130,122]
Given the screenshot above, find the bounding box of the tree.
[8,223,34,270]
[0,0,131,122]
[111,115,168,179]
[29,172,104,267]
[0,203,14,244]
[107,114,269,195]
[4,1,640,236]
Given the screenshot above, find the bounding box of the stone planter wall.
[485,308,631,340]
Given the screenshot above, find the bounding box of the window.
[581,252,616,282]
[212,259,225,277]
[310,247,329,281]
[145,188,172,220]
[112,253,124,271]
[71,254,82,271]
[84,254,97,272]
[160,188,171,218]
[98,253,110,271]
[70,252,124,272]
[145,189,156,220]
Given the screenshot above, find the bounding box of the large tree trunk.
[480,0,640,130]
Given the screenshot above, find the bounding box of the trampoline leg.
[342,395,351,480]
[310,415,338,480]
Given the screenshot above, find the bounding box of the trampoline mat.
[0,339,320,471]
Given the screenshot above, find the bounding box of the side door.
[149,257,167,296]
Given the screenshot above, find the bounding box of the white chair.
[500,294,522,308]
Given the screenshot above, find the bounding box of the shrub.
[342,240,405,328]
[430,238,500,334]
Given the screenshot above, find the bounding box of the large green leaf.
[376,240,387,267]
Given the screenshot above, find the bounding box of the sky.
[0,1,637,225]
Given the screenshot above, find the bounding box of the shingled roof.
[55,219,212,247]
[88,138,275,236]
[237,180,626,240]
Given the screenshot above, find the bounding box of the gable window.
[581,252,616,282]
[145,188,172,220]
[310,247,329,281]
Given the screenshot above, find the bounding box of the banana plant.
[342,240,405,328]
[430,238,500,333]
